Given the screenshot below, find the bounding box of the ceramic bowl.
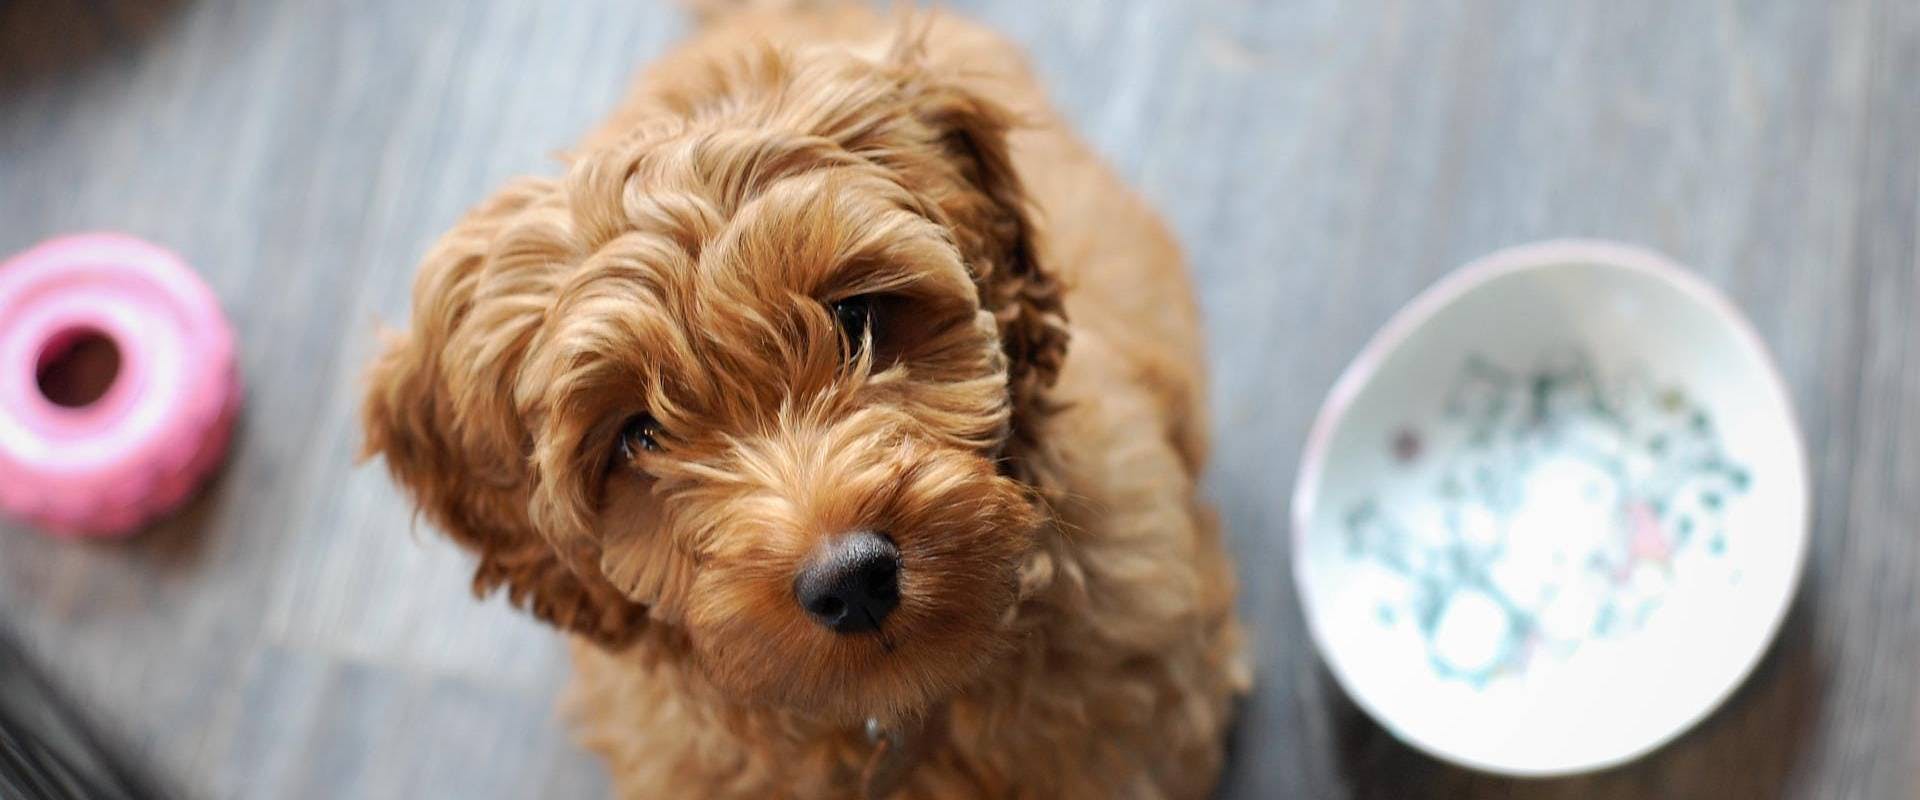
[1292,240,1808,776]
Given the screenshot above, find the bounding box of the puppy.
[362,3,1246,797]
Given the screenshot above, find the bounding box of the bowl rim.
[1289,238,1812,777]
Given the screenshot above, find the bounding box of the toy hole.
[35,328,122,409]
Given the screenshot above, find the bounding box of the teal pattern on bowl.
[1344,348,1750,686]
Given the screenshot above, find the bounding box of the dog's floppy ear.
[887,39,1071,460]
[362,177,649,648]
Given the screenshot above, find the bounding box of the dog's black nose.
[794,531,900,634]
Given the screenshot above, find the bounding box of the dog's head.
[362,36,1067,723]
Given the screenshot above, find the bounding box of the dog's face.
[363,42,1067,723]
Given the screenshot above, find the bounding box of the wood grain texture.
[0,0,1913,797]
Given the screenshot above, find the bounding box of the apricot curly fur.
[362,4,1246,798]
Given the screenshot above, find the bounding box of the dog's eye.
[830,294,877,360]
[617,414,665,460]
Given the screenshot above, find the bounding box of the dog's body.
[364,5,1244,798]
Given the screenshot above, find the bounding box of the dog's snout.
[794,531,900,634]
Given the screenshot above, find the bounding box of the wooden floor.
[2,0,1915,797]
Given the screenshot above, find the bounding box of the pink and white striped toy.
[0,234,240,537]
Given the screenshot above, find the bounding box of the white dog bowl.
[1292,240,1808,776]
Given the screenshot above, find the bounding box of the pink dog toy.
[0,234,240,537]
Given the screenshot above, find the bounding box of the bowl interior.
[1294,244,1807,776]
